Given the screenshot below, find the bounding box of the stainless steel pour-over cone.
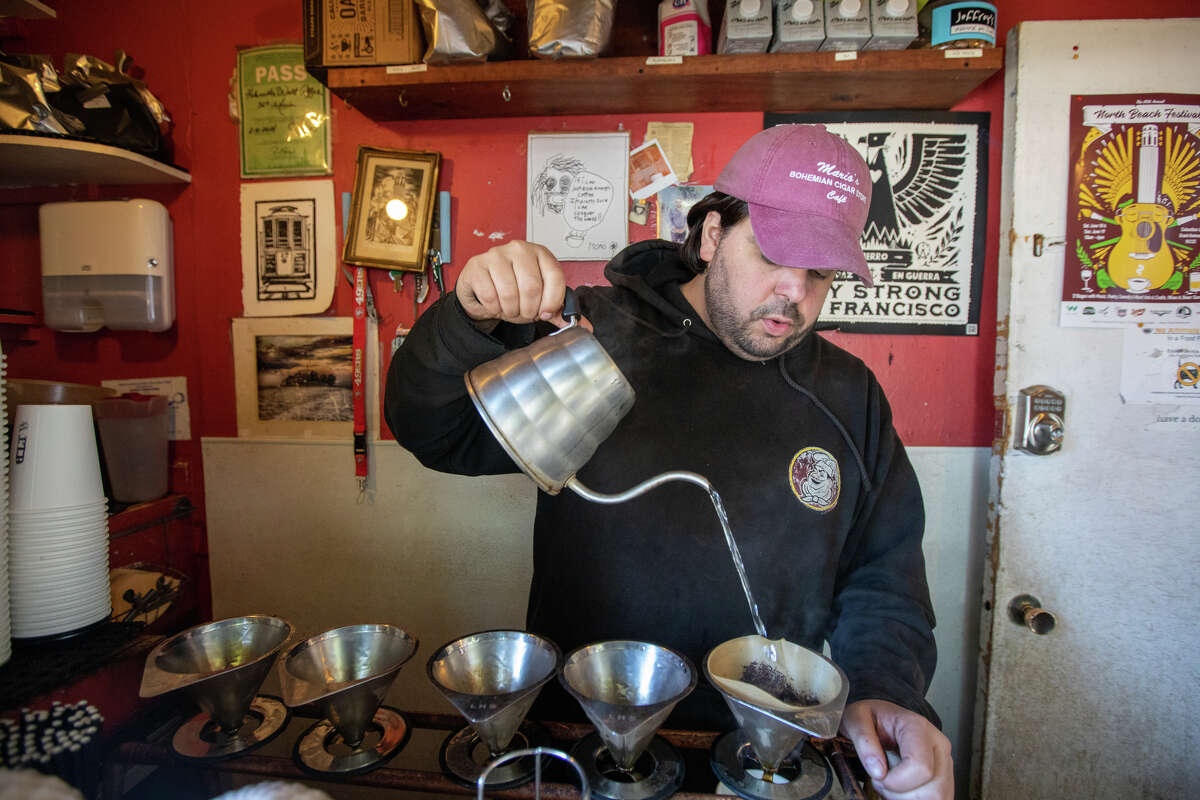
[428,630,562,755]
[279,624,418,748]
[704,636,849,774]
[139,615,294,759]
[560,640,696,772]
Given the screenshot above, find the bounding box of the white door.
[980,19,1200,799]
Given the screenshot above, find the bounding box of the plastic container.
[93,393,169,503]
[717,0,773,54]
[658,0,713,56]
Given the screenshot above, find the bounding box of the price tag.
[645,56,684,66]
[386,63,429,74]
[834,51,858,61]
[944,48,984,58]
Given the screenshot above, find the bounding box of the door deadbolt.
[1014,385,1065,455]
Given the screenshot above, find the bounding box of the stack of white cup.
[0,342,10,663]
[7,404,111,640]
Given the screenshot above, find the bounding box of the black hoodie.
[385,239,938,731]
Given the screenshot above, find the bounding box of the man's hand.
[456,240,566,325]
[839,699,953,800]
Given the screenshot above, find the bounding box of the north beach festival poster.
[1061,93,1200,328]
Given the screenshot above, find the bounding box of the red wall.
[2,1,1196,511]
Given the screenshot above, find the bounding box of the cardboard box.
[303,0,423,68]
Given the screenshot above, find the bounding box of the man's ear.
[698,210,722,262]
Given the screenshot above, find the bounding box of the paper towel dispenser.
[39,199,175,332]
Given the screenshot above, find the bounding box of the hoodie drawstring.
[777,357,874,495]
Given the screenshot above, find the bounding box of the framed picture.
[766,111,989,336]
[344,146,441,272]
[232,317,354,438]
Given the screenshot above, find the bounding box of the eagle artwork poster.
[1061,94,1200,328]
[766,112,989,335]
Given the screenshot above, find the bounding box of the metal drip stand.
[478,747,590,800]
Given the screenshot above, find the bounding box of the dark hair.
[678,192,749,275]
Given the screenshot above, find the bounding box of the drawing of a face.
[532,156,584,216]
[532,155,614,247]
[542,167,573,213]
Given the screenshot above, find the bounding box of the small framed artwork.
[343,146,441,272]
[232,317,354,438]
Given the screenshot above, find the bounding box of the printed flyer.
[237,44,332,179]
[1061,93,1200,328]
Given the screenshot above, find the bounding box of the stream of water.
[707,487,768,638]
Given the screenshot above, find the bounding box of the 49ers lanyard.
[353,265,368,495]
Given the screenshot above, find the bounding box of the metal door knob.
[1027,413,1064,454]
[1008,594,1056,634]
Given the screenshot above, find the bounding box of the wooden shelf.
[0,0,54,18]
[324,47,1003,121]
[0,134,190,187]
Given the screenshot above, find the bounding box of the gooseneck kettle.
[465,288,712,503]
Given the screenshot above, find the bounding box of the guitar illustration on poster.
[1105,125,1177,292]
[1062,93,1200,328]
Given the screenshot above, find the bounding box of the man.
[386,125,952,799]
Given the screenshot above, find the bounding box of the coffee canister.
[919,0,997,48]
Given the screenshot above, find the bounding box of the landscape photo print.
[232,317,354,437]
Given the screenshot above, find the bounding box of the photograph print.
[255,333,352,422]
[232,317,354,438]
[344,147,441,271]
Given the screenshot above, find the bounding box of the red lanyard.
[353,266,368,493]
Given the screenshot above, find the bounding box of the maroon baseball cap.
[714,124,874,286]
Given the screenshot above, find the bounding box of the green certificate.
[237,44,331,178]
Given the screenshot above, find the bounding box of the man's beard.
[703,241,814,360]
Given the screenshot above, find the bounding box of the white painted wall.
[202,439,987,795]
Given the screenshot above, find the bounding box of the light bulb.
[385,199,409,221]
[792,0,814,18]
[839,0,861,17]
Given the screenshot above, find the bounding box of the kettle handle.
[561,286,581,327]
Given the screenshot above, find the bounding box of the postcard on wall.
[629,139,678,201]
[232,317,354,438]
[1060,94,1200,329]
[240,179,336,317]
[236,44,331,178]
[657,184,713,244]
[101,377,191,440]
[766,111,989,336]
[527,131,629,261]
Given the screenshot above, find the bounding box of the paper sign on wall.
[236,44,332,178]
[527,132,629,261]
[101,377,191,440]
[1120,327,1200,405]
